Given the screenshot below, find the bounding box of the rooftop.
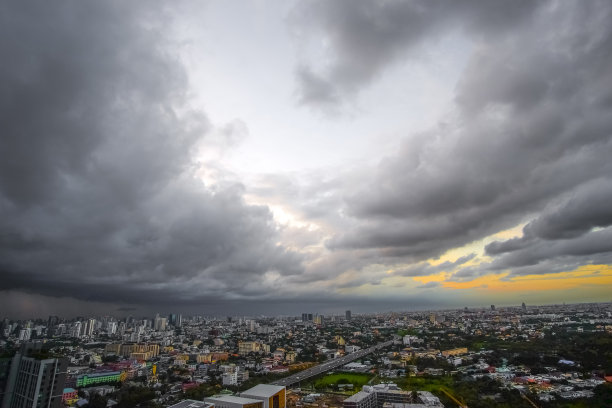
[241,384,285,397]
[206,396,264,405]
[168,400,215,408]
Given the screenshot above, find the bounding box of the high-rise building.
[521,302,527,311]
[345,310,352,321]
[1,343,68,408]
[106,321,117,335]
[247,320,256,332]
[490,305,496,311]
[0,356,12,405]
[17,329,31,342]
[86,319,96,337]
[46,316,59,329]
[168,314,182,328]
[154,316,167,331]
[71,322,82,339]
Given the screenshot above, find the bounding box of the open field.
[312,372,373,391]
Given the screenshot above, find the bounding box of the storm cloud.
[1,0,611,317]
[0,2,302,308]
[320,1,612,272]
[292,0,538,107]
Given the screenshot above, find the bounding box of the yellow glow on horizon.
[412,273,447,284]
[442,264,612,292]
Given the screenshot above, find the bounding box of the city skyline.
[1,1,612,318]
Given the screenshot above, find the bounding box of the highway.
[271,340,394,387]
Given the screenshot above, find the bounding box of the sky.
[1,0,612,319]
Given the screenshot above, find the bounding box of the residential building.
[1,343,68,408]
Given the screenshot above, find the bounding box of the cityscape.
[2,1,612,408]
[1,303,612,408]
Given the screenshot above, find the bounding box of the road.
[271,340,395,387]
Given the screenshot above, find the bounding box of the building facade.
[1,344,68,408]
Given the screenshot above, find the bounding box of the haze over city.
[2,0,612,319]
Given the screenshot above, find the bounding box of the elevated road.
[271,340,394,387]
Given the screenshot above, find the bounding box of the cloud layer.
[318,1,612,275]
[1,0,612,316]
[0,2,302,308]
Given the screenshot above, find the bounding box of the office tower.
[107,321,117,335]
[17,329,31,342]
[0,356,11,405]
[345,310,352,321]
[301,313,308,322]
[521,302,527,311]
[247,320,256,332]
[1,343,68,408]
[86,319,96,337]
[154,315,167,331]
[46,316,59,329]
[71,322,82,339]
[490,305,496,311]
[168,314,183,328]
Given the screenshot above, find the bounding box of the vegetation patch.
[313,372,373,391]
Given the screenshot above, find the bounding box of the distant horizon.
[3,300,610,322]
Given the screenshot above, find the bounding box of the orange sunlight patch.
[443,264,612,292]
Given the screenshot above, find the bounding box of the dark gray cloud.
[475,179,612,278]
[395,254,475,277]
[416,281,441,290]
[321,1,612,274]
[291,0,538,108]
[522,180,612,241]
[0,1,303,313]
[2,0,611,317]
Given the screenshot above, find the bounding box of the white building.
[18,328,31,341]
[222,371,238,386]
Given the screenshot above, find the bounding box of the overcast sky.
[2,0,612,319]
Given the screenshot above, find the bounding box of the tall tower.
[1,343,68,408]
[345,310,352,321]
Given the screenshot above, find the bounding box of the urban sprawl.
[1,303,612,408]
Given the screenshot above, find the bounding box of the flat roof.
[241,384,285,398]
[206,396,263,405]
[344,391,371,402]
[168,400,214,408]
[79,371,121,378]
